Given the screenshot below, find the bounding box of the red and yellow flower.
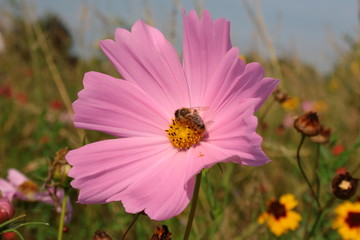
[258,194,302,236]
[333,201,360,240]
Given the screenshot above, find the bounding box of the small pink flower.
[67,9,278,220]
[282,114,294,129]
[0,169,72,222]
[301,101,314,112]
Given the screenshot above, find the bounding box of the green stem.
[57,194,67,240]
[314,144,321,198]
[296,135,321,210]
[8,229,24,240]
[304,143,321,240]
[183,171,202,240]
[0,214,26,229]
[352,162,360,175]
[258,99,275,126]
[121,213,140,240]
[308,196,337,238]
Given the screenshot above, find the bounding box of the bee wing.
[190,106,209,113]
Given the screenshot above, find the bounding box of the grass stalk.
[184,171,202,240]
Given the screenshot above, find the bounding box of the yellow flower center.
[17,180,39,199]
[166,118,204,149]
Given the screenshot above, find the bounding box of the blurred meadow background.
[1,0,360,239]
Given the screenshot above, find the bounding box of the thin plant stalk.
[258,98,275,126]
[183,171,202,240]
[296,135,321,211]
[303,143,321,240]
[313,144,321,198]
[121,213,140,240]
[242,0,283,80]
[352,162,360,174]
[6,229,24,240]
[57,194,67,240]
[22,3,85,144]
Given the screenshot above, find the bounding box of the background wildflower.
[332,145,345,156]
[0,169,72,223]
[150,225,172,240]
[332,171,359,200]
[258,194,302,236]
[310,126,331,144]
[281,96,299,111]
[293,111,321,137]
[333,201,360,240]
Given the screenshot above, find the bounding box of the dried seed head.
[93,230,112,240]
[332,171,359,200]
[150,225,172,240]
[273,89,289,103]
[50,148,71,188]
[293,111,321,137]
[310,126,331,144]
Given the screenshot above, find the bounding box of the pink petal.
[67,137,194,221]
[183,98,270,181]
[207,98,269,165]
[100,20,190,113]
[182,9,232,106]
[0,178,16,201]
[185,138,269,183]
[200,47,246,118]
[203,60,277,120]
[7,168,28,187]
[232,63,278,111]
[73,71,170,138]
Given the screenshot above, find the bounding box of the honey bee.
[174,108,206,133]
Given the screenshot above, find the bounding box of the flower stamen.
[17,180,39,199]
[346,212,360,228]
[166,119,204,149]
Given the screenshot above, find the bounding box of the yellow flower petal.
[280,193,298,210]
[332,201,360,240]
[268,216,286,236]
[281,97,299,111]
[258,212,268,224]
[259,194,302,237]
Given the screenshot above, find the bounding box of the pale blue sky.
[17,0,360,72]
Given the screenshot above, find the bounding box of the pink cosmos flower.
[0,168,72,222]
[67,9,278,221]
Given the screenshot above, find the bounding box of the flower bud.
[273,89,289,103]
[332,171,359,200]
[0,193,15,224]
[2,232,17,240]
[293,111,321,137]
[150,225,172,240]
[51,148,71,188]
